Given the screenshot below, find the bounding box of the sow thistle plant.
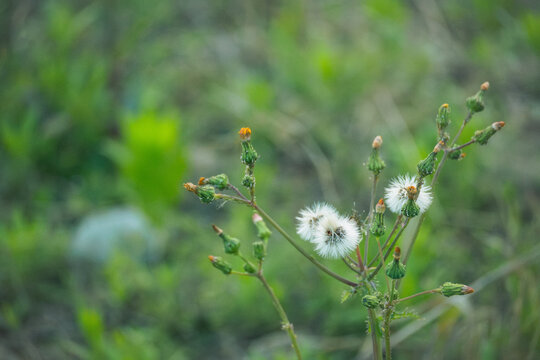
[184,82,505,359]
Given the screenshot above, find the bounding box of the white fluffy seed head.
[296,203,339,243]
[312,214,360,259]
[384,174,433,214]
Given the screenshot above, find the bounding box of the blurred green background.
[1,0,539,359]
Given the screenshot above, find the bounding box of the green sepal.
[448,148,464,160]
[417,151,438,178]
[253,241,266,260]
[401,198,420,218]
[436,104,451,133]
[219,233,241,255]
[241,141,259,166]
[254,217,271,240]
[242,174,255,188]
[370,213,386,237]
[440,282,474,297]
[196,185,215,204]
[385,258,406,279]
[206,174,229,190]
[209,256,232,275]
[367,148,386,175]
[466,90,485,113]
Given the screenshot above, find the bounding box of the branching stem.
[396,289,440,303]
[402,111,473,267]
[368,218,410,280]
[368,215,402,268]
[253,204,357,287]
[257,272,302,359]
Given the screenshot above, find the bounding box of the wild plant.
[184,82,505,359]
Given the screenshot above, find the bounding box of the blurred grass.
[0,0,539,359]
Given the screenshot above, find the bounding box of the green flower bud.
[436,103,451,134]
[239,127,259,166]
[184,183,215,204]
[242,174,255,188]
[208,255,232,275]
[253,241,266,260]
[417,143,442,178]
[367,136,386,175]
[448,148,465,160]
[213,225,240,255]
[200,174,229,190]
[401,198,420,218]
[472,121,505,145]
[440,282,475,297]
[243,262,257,274]
[466,82,489,113]
[252,212,271,240]
[370,199,386,237]
[362,295,380,309]
[385,247,406,279]
[241,141,259,166]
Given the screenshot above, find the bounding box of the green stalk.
[383,280,396,360]
[364,175,379,266]
[368,309,383,360]
[257,273,302,359]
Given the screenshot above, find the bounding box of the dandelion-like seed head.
[384,174,432,214]
[296,203,338,242]
[312,214,360,259]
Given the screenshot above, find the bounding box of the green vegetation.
[0,0,539,359]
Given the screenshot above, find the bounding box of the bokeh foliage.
[0,0,539,359]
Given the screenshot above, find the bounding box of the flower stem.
[227,184,250,202]
[368,215,402,268]
[396,288,440,303]
[253,204,357,287]
[383,281,395,360]
[364,175,379,266]
[368,218,410,280]
[376,237,391,293]
[447,139,476,153]
[368,309,383,360]
[257,273,302,359]
[342,257,363,275]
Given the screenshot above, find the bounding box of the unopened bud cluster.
[239,127,259,190]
